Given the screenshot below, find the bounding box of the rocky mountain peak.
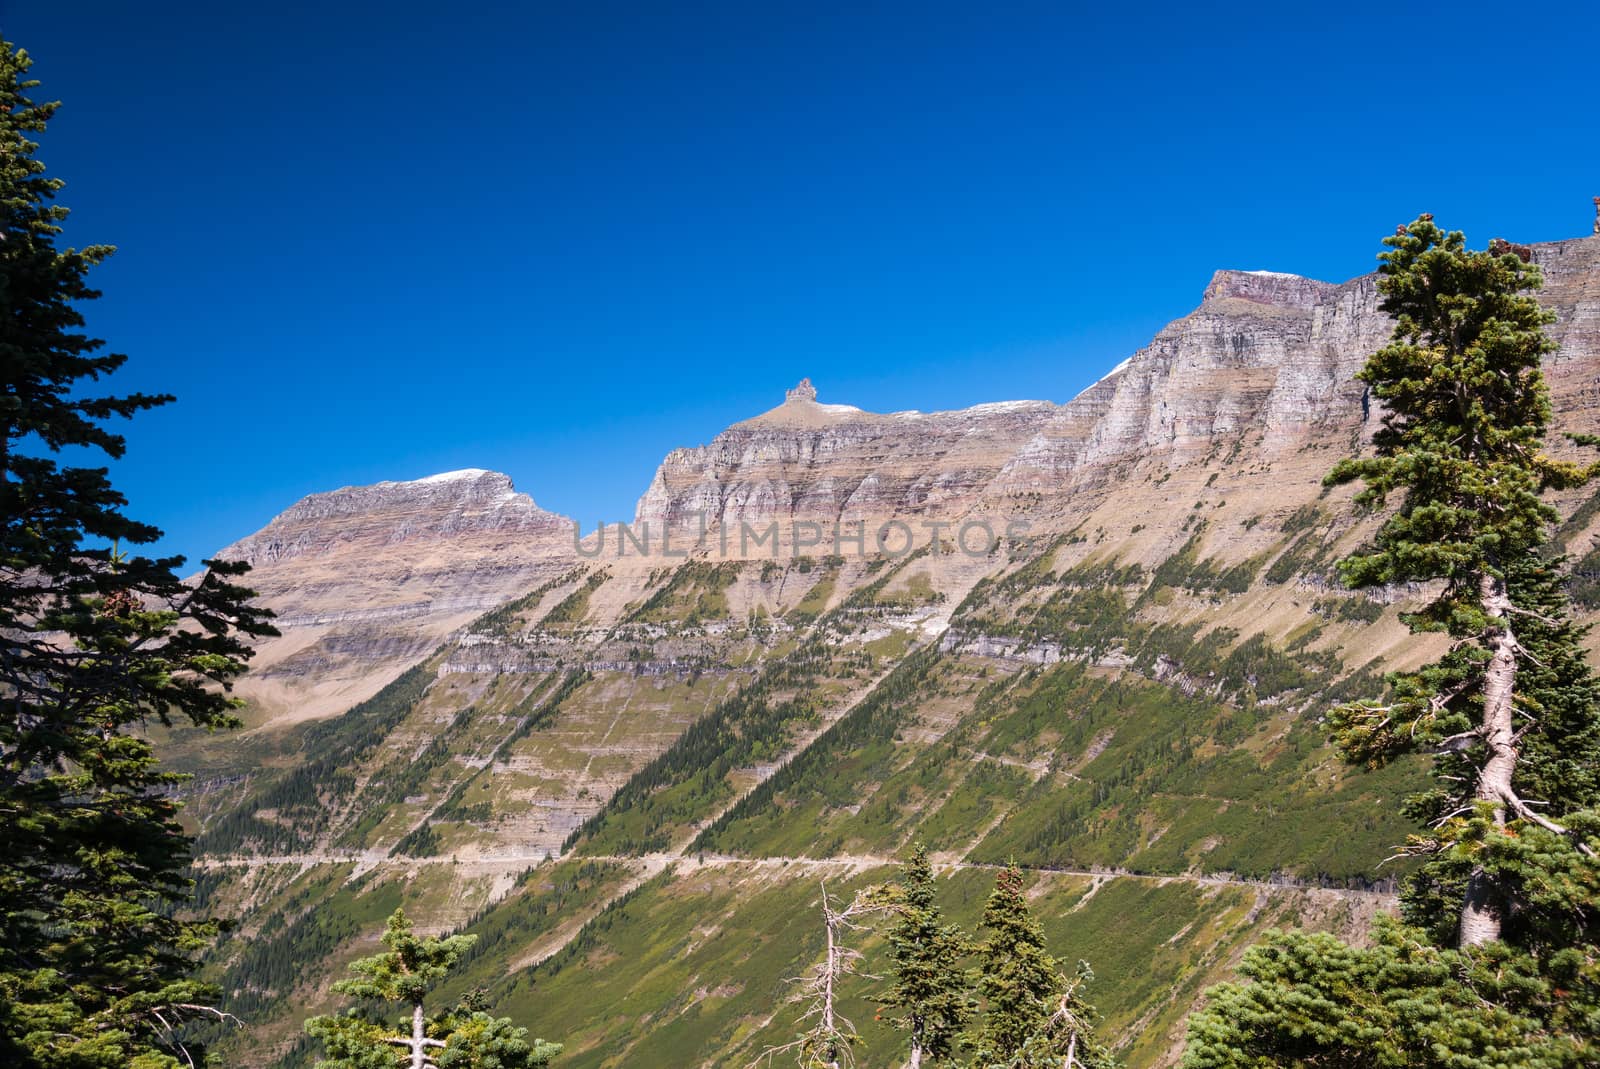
[216,469,578,720]
[737,376,870,431]
[1201,269,1337,311]
[217,231,1600,723]
[785,377,818,403]
[221,469,562,566]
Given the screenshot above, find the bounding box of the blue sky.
[6,1,1599,564]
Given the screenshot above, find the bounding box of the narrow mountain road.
[197,627,1394,973]
[578,852,1398,901]
[196,849,1396,901]
[192,850,558,870]
[197,847,1394,976]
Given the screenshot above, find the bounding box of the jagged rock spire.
[786,377,818,403]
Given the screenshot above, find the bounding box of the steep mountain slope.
[635,376,1058,536]
[182,231,1600,1068]
[216,469,577,722]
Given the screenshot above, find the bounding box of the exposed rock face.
[991,269,1388,495]
[633,383,1057,536]
[1202,268,1338,309]
[220,470,576,721]
[222,469,563,568]
[220,233,1600,721]
[637,236,1600,531]
[786,377,818,403]
[1529,237,1600,431]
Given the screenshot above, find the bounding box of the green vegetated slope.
[284,860,1386,1069]
[181,472,1542,1069]
[575,511,1424,886]
[185,553,964,1061]
[194,857,633,1066]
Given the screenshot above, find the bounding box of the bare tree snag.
[750,880,890,1069]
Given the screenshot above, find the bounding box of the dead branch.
[1501,789,1599,858]
[746,880,892,1069]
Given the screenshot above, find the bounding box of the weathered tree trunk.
[1460,571,1519,948]
[822,906,841,1069]
[908,1036,923,1069]
[411,999,428,1069]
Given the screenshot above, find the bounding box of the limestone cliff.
[634,236,1600,536]
[216,234,1600,723]
[219,469,576,721]
[632,387,1055,536]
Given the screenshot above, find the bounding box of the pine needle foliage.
[874,844,973,1068]
[1322,214,1600,944]
[305,910,560,1069]
[0,36,275,1068]
[1182,216,1600,1068]
[967,865,1113,1069]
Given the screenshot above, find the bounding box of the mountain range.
[174,229,1600,1068]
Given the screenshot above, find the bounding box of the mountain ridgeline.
[175,233,1600,1067]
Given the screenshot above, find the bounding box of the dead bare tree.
[749,879,892,1069]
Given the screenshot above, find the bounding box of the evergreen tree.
[1184,919,1598,1069]
[305,910,560,1069]
[875,845,972,1068]
[1011,961,1113,1069]
[968,865,1111,1069]
[1181,217,1600,1067]
[1397,552,1600,947]
[1325,214,1600,945]
[0,36,275,1067]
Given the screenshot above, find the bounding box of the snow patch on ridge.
[968,400,1052,414]
[1089,357,1133,385]
[1060,356,1134,407]
[389,469,530,507]
[414,468,494,484]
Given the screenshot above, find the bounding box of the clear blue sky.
[6,1,1599,565]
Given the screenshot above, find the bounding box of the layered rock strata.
[218,469,576,720]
